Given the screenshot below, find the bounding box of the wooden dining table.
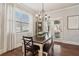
[22,35,53,56]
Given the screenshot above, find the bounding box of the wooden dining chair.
[43,37,54,56]
[43,43,51,56]
[22,36,40,56]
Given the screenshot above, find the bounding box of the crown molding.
[14,3,36,16]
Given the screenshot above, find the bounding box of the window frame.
[15,11,30,33]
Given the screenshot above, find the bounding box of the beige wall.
[0,4,2,53]
[0,3,7,54]
[0,4,4,54]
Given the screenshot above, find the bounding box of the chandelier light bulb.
[39,16,42,19]
[35,3,50,21]
[35,14,38,17]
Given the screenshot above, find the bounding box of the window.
[15,11,30,33]
[67,15,79,30]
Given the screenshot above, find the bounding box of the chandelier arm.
[35,3,50,21]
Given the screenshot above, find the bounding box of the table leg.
[39,44,43,56]
[33,43,43,56]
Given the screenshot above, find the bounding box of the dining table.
[22,35,53,56]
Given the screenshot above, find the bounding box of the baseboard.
[54,40,79,49]
[16,43,22,48]
[54,39,79,45]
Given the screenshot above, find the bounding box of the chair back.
[22,36,33,50]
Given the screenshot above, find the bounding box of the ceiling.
[23,3,79,12]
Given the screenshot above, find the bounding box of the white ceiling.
[23,3,79,12]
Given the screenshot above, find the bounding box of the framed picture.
[67,15,79,30]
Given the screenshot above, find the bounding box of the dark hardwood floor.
[1,42,79,56]
[0,47,23,56]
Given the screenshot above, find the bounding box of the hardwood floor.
[0,47,23,56]
[1,42,79,56]
[54,41,79,56]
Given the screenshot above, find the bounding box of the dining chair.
[43,37,53,56]
[22,36,40,56]
[43,43,51,56]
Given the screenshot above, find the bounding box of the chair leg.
[32,50,39,56]
[25,50,26,56]
[32,50,35,56]
[43,52,48,56]
[25,50,28,56]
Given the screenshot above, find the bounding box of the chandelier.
[35,3,50,36]
[35,3,50,21]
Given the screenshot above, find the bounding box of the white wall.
[48,5,79,45]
